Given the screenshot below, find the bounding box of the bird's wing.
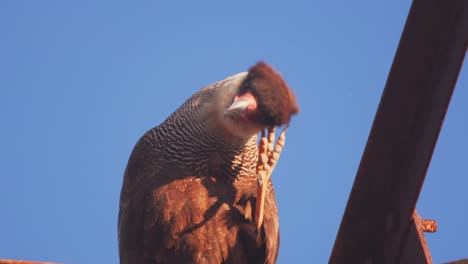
[119,131,279,264]
[120,171,264,263]
[119,168,279,264]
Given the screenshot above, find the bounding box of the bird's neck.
[156,112,259,181]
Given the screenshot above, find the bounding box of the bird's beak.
[225,98,250,116]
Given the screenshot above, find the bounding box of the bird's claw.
[255,126,287,242]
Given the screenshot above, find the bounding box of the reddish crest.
[239,62,299,126]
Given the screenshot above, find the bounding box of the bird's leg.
[255,126,287,244]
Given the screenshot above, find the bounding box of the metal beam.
[329,0,468,263]
[399,211,433,263]
[0,260,58,264]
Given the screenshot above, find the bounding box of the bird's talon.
[255,126,288,236]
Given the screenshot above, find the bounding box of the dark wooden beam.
[329,0,468,263]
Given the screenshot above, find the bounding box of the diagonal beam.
[329,0,468,263]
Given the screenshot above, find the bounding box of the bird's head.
[210,62,299,140]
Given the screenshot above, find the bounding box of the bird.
[118,62,299,264]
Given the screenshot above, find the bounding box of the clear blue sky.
[1,1,467,263]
